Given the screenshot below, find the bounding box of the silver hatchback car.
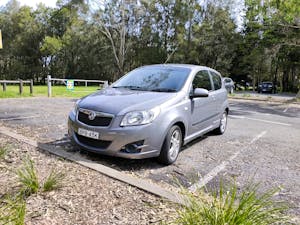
[68,64,229,165]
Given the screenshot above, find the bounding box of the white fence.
[46,75,109,97]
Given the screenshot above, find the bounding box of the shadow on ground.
[40,133,213,189]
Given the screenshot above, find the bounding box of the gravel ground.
[0,135,178,225]
[1,97,300,220]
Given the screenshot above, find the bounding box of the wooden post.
[30,79,33,94]
[47,75,52,97]
[103,81,109,88]
[2,82,6,91]
[85,81,87,87]
[19,80,23,95]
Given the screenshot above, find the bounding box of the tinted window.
[113,66,190,92]
[211,72,222,90]
[225,78,231,83]
[192,70,212,91]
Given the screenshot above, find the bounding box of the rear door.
[209,71,227,118]
[189,70,216,134]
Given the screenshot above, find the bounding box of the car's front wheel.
[158,125,182,165]
[214,111,228,135]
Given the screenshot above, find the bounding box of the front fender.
[155,104,189,149]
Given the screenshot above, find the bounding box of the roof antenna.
[164,47,177,64]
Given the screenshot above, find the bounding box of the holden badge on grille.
[88,111,96,120]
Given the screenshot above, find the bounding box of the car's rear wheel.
[158,125,182,165]
[214,111,228,135]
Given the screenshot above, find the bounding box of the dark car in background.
[257,82,276,93]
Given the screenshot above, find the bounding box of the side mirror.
[190,88,209,98]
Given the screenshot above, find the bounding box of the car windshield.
[112,66,191,92]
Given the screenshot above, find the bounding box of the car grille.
[75,133,112,149]
[78,111,112,127]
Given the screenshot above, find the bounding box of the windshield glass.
[113,66,191,92]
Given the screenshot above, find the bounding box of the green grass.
[242,93,251,98]
[17,158,39,196]
[17,158,66,195]
[0,195,26,225]
[176,183,289,225]
[42,169,65,192]
[0,85,100,98]
[0,146,8,160]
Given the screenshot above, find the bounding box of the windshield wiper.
[112,86,146,91]
[149,88,177,92]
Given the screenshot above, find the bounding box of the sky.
[0,0,57,8]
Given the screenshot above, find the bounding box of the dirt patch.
[0,135,178,224]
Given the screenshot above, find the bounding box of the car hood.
[78,87,177,115]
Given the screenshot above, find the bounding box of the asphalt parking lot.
[0,97,299,216]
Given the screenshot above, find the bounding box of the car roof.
[140,64,220,75]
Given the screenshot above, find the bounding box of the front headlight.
[120,107,160,126]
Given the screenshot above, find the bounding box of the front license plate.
[78,128,99,139]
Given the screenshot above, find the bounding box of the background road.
[0,97,299,217]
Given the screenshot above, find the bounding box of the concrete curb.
[0,126,186,205]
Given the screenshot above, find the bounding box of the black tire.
[158,125,182,165]
[214,111,228,135]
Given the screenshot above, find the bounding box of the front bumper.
[68,111,163,159]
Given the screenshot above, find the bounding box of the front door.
[189,70,216,135]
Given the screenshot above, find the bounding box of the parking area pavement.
[230,91,297,102]
[0,97,299,216]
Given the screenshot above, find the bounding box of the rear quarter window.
[211,72,222,90]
